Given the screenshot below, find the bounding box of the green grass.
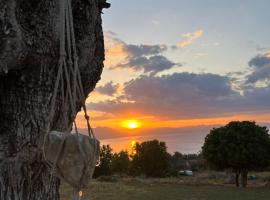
[60,173,270,200]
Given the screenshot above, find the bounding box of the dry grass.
[60,172,270,200]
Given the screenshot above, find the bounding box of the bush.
[111,151,130,175]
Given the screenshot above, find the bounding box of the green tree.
[169,152,205,176]
[202,121,270,187]
[94,145,114,178]
[111,151,130,175]
[131,140,170,177]
[169,152,186,175]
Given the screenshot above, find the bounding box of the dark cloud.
[89,72,269,119]
[95,81,119,96]
[105,32,179,75]
[125,44,167,58]
[124,73,236,98]
[246,53,270,84]
[243,87,270,109]
[115,55,180,75]
[249,54,270,67]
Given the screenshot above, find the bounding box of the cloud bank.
[95,33,270,122]
[90,71,270,120]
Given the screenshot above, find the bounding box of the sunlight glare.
[131,140,136,147]
[128,121,137,129]
[131,140,137,155]
[122,120,141,129]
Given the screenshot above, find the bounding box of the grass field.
[60,172,270,200]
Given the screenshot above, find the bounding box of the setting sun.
[122,120,141,129]
[128,121,137,129]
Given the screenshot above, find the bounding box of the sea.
[100,132,208,154]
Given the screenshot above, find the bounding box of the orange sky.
[76,110,270,131]
[75,12,270,135]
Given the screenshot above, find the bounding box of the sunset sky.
[79,0,270,139]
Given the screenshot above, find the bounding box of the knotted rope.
[43,0,97,198]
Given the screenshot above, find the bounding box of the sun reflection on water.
[131,140,137,155]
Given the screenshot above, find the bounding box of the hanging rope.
[43,0,95,152]
[42,0,98,198]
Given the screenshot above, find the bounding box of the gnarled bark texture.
[0,0,105,199]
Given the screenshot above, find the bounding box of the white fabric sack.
[44,131,100,189]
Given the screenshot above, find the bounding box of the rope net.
[42,0,100,198]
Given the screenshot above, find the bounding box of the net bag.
[44,131,100,189]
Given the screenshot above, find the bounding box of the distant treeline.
[94,121,270,189]
[93,140,204,178]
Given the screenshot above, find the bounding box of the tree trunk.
[224,169,235,184]
[240,170,248,188]
[0,0,105,199]
[235,171,240,187]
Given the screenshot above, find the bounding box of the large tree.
[131,140,170,177]
[202,121,270,187]
[111,151,130,175]
[93,145,114,178]
[0,0,107,199]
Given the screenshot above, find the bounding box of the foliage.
[169,152,186,175]
[93,142,203,178]
[130,140,170,177]
[202,121,270,186]
[111,151,130,174]
[169,152,204,175]
[93,145,114,178]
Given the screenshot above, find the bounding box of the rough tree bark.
[0,0,105,199]
[240,170,248,188]
[235,170,240,187]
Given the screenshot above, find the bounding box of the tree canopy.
[202,121,270,187]
[131,140,170,177]
[111,151,130,175]
[94,145,114,177]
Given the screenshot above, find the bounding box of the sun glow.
[122,120,141,129]
[128,121,137,129]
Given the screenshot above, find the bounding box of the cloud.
[90,72,270,120]
[95,81,119,96]
[94,34,270,122]
[125,44,167,58]
[114,55,180,75]
[246,51,270,85]
[104,32,129,68]
[104,31,179,75]
[176,30,203,48]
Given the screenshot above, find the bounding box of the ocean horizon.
[100,131,208,154]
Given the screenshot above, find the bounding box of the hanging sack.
[44,131,99,189]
